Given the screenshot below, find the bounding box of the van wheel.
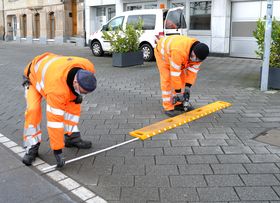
[140,43,154,62]
[91,41,104,56]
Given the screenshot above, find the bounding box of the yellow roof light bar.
[129,101,231,140]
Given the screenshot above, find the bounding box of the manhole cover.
[254,128,280,146]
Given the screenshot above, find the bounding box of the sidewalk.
[0,141,77,203]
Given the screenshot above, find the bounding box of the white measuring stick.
[42,137,140,172]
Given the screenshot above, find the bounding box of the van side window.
[165,10,187,29]
[104,16,124,31]
[127,15,156,30]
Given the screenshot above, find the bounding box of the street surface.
[1,41,280,202]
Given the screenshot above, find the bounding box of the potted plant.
[103,21,144,67]
[253,18,280,89]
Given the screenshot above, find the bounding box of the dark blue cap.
[76,69,97,92]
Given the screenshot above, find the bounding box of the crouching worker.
[22,52,97,167]
[154,35,209,117]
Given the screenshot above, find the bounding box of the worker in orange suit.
[22,52,97,167]
[154,35,209,117]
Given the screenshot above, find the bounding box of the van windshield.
[164,9,187,29]
[127,15,156,30]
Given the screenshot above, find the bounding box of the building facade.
[1,0,85,46]
[85,0,280,58]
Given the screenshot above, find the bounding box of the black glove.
[183,87,191,101]
[172,92,185,104]
[53,149,65,168]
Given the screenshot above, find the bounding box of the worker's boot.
[164,110,182,117]
[64,132,92,149]
[22,143,40,166]
[175,103,195,112]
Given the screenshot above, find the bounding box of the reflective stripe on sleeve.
[40,57,61,89]
[47,104,65,116]
[170,71,181,76]
[162,90,172,95]
[47,121,64,128]
[35,55,49,73]
[64,113,79,123]
[170,60,181,70]
[187,67,199,73]
[162,97,171,102]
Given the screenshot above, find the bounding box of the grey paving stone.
[98,175,134,187]
[144,140,171,148]
[205,174,244,186]
[124,156,155,165]
[171,139,199,147]
[112,165,145,175]
[156,155,186,165]
[240,174,280,186]
[203,133,229,139]
[248,154,280,163]
[217,154,251,163]
[160,187,199,202]
[163,147,193,155]
[187,155,219,164]
[146,165,179,175]
[135,175,169,187]
[178,164,213,175]
[244,163,280,173]
[222,146,254,154]
[197,187,239,201]
[235,186,279,201]
[135,148,163,156]
[199,138,228,146]
[177,133,204,140]
[211,163,248,174]
[170,175,207,187]
[192,146,224,154]
[86,186,121,201]
[250,146,270,154]
[121,187,159,201]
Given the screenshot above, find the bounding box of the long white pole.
[261,0,273,91]
[42,137,140,172]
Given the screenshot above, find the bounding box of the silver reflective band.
[162,97,171,102]
[47,121,64,128]
[171,71,181,76]
[64,113,79,123]
[64,124,79,133]
[162,90,172,95]
[188,67,199,73]
[170,60,181,70]
[47,104,65,116]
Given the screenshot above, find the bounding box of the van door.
[164,7,187,36]
[101,16,125,51]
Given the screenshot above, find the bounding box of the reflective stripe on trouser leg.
[23,85,42,151]
[155,52,174,111]
[64,102,81,135]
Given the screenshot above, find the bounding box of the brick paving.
[0,41,280,202]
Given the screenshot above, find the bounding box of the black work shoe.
[22,143,40,166]
[65,133,92,149]
[174,104,195,112]
[164,110,182,117]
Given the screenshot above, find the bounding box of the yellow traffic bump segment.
[129,101,231,140]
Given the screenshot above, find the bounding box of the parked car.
[89,7,187,61]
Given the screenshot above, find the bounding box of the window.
[49,12,55,39]
[127,15,156,30]
[165,9,187,29]
[21,14,27,38]
[103,16,124,31]
[33,13,40,38]
[190,1,211,30]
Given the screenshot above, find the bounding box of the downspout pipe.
[2,0,5,40]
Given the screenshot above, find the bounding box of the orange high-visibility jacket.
[155,35,202,90]
[24,52,95,150]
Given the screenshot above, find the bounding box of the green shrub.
[102,21,143,53]
[253,18,280,68]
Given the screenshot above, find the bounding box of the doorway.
[72,0,77,36]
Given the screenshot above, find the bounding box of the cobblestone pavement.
[1,42,280,202]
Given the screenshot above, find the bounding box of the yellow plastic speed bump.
[129,101,231,140]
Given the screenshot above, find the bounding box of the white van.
[89,7,187,61]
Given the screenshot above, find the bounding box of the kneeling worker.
[154,35,209,117]
[22,52,97,167]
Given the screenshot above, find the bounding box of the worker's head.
[190,42,209,62]
[74,69,97,94]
